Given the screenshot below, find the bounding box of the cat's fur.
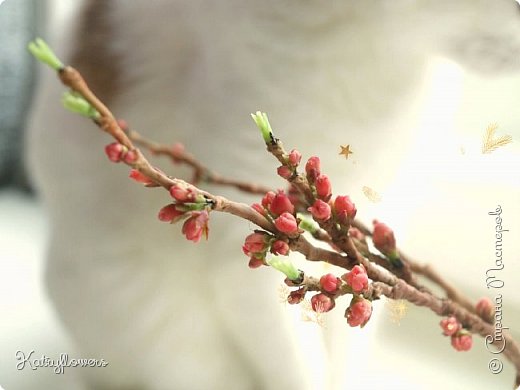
[27,1,520,389]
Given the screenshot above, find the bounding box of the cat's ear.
[432,0,520,74]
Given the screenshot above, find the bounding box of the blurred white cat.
[27,1,520,389]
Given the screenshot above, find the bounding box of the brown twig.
[262,126,520,386]
[53,64,520,387]
[127,128,272,194]
[352,219,478,317]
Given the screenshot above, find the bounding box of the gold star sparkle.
[339,145,353,159]
[386,299,409,325]
[482,123,512,154]
[362,186,382,203]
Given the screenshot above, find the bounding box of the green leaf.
[297,213,318,234]
[28,38,64,71]
[251,111,274,144]
[267,256,301,281]
[62,92,100,119]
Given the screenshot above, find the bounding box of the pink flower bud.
[476,297,494,322]
[116,119,129,131]
[277,165,292,179]
[269,191,295,216]
[451,332,473,351]
[287,289,305,305]
[123,149,138,164]
[319,273,340,293]
[311,293,335,313]
[261,191,276,208]
[308,199,331,221]
[274,212,298,234]
[105,142,127,162]
[171,142,185,163]
[251,203,267,216]
[372,220,397,256]
[305,156,321,182]
[158,204,185,223]
[181,211,209,243]
[288,149,302,166]
[242,232,269,256]
[248,257,264,269]
[440,316,461,336]
[170,183,194,202]
[334,195,357,223]
[271,240,290,255]
[315,174,332,201]
[343,265,368,293]
[129,169,154,185]
[349,227,365,241]
[346,297,372,327]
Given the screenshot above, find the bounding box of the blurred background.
[1,0,520,389]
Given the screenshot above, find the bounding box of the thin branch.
[50,63,520,387]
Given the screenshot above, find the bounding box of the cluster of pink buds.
[342,265,369,293]
[253,190,300,235]
[300,266,372,327]
[440,316,473,351]
[104,142,138,164]
[156,182,211,243]
[300,156,358,228]
[277,149,302,179]
[305,156,332,201]
[242,230,291,269]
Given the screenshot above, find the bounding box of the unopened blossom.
[261,191,276,208]
[311,293,335,313]
[343,265,368,293]
[269,191,295,216]
[158,204,185,223]
[129,169,154,185]
[346,297,372,327]
[319,273,340,294]
[248,257,264,269]
[372,220,402,268]
[308,199,331,221]
[105,142,127,162]
[349,227,365,241]
[274,212,298,234]
[305,156,321,182]
[372,220,396,255]
[170,183,194,202]
[451,332,473,351]
[116,118,129,131]
[181,211,209,243]
[288,149,302,166]
[440,316,461,336]
[242,232,269,257]
[315,174,332,201]
[334,195,357,223]
[171,142,185,163]
[277,165,292,180]
[251,203,267,216]
[123,149,138,164]
[271,240,290,256]
[287,289,306,305]
[476,297,494,322]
